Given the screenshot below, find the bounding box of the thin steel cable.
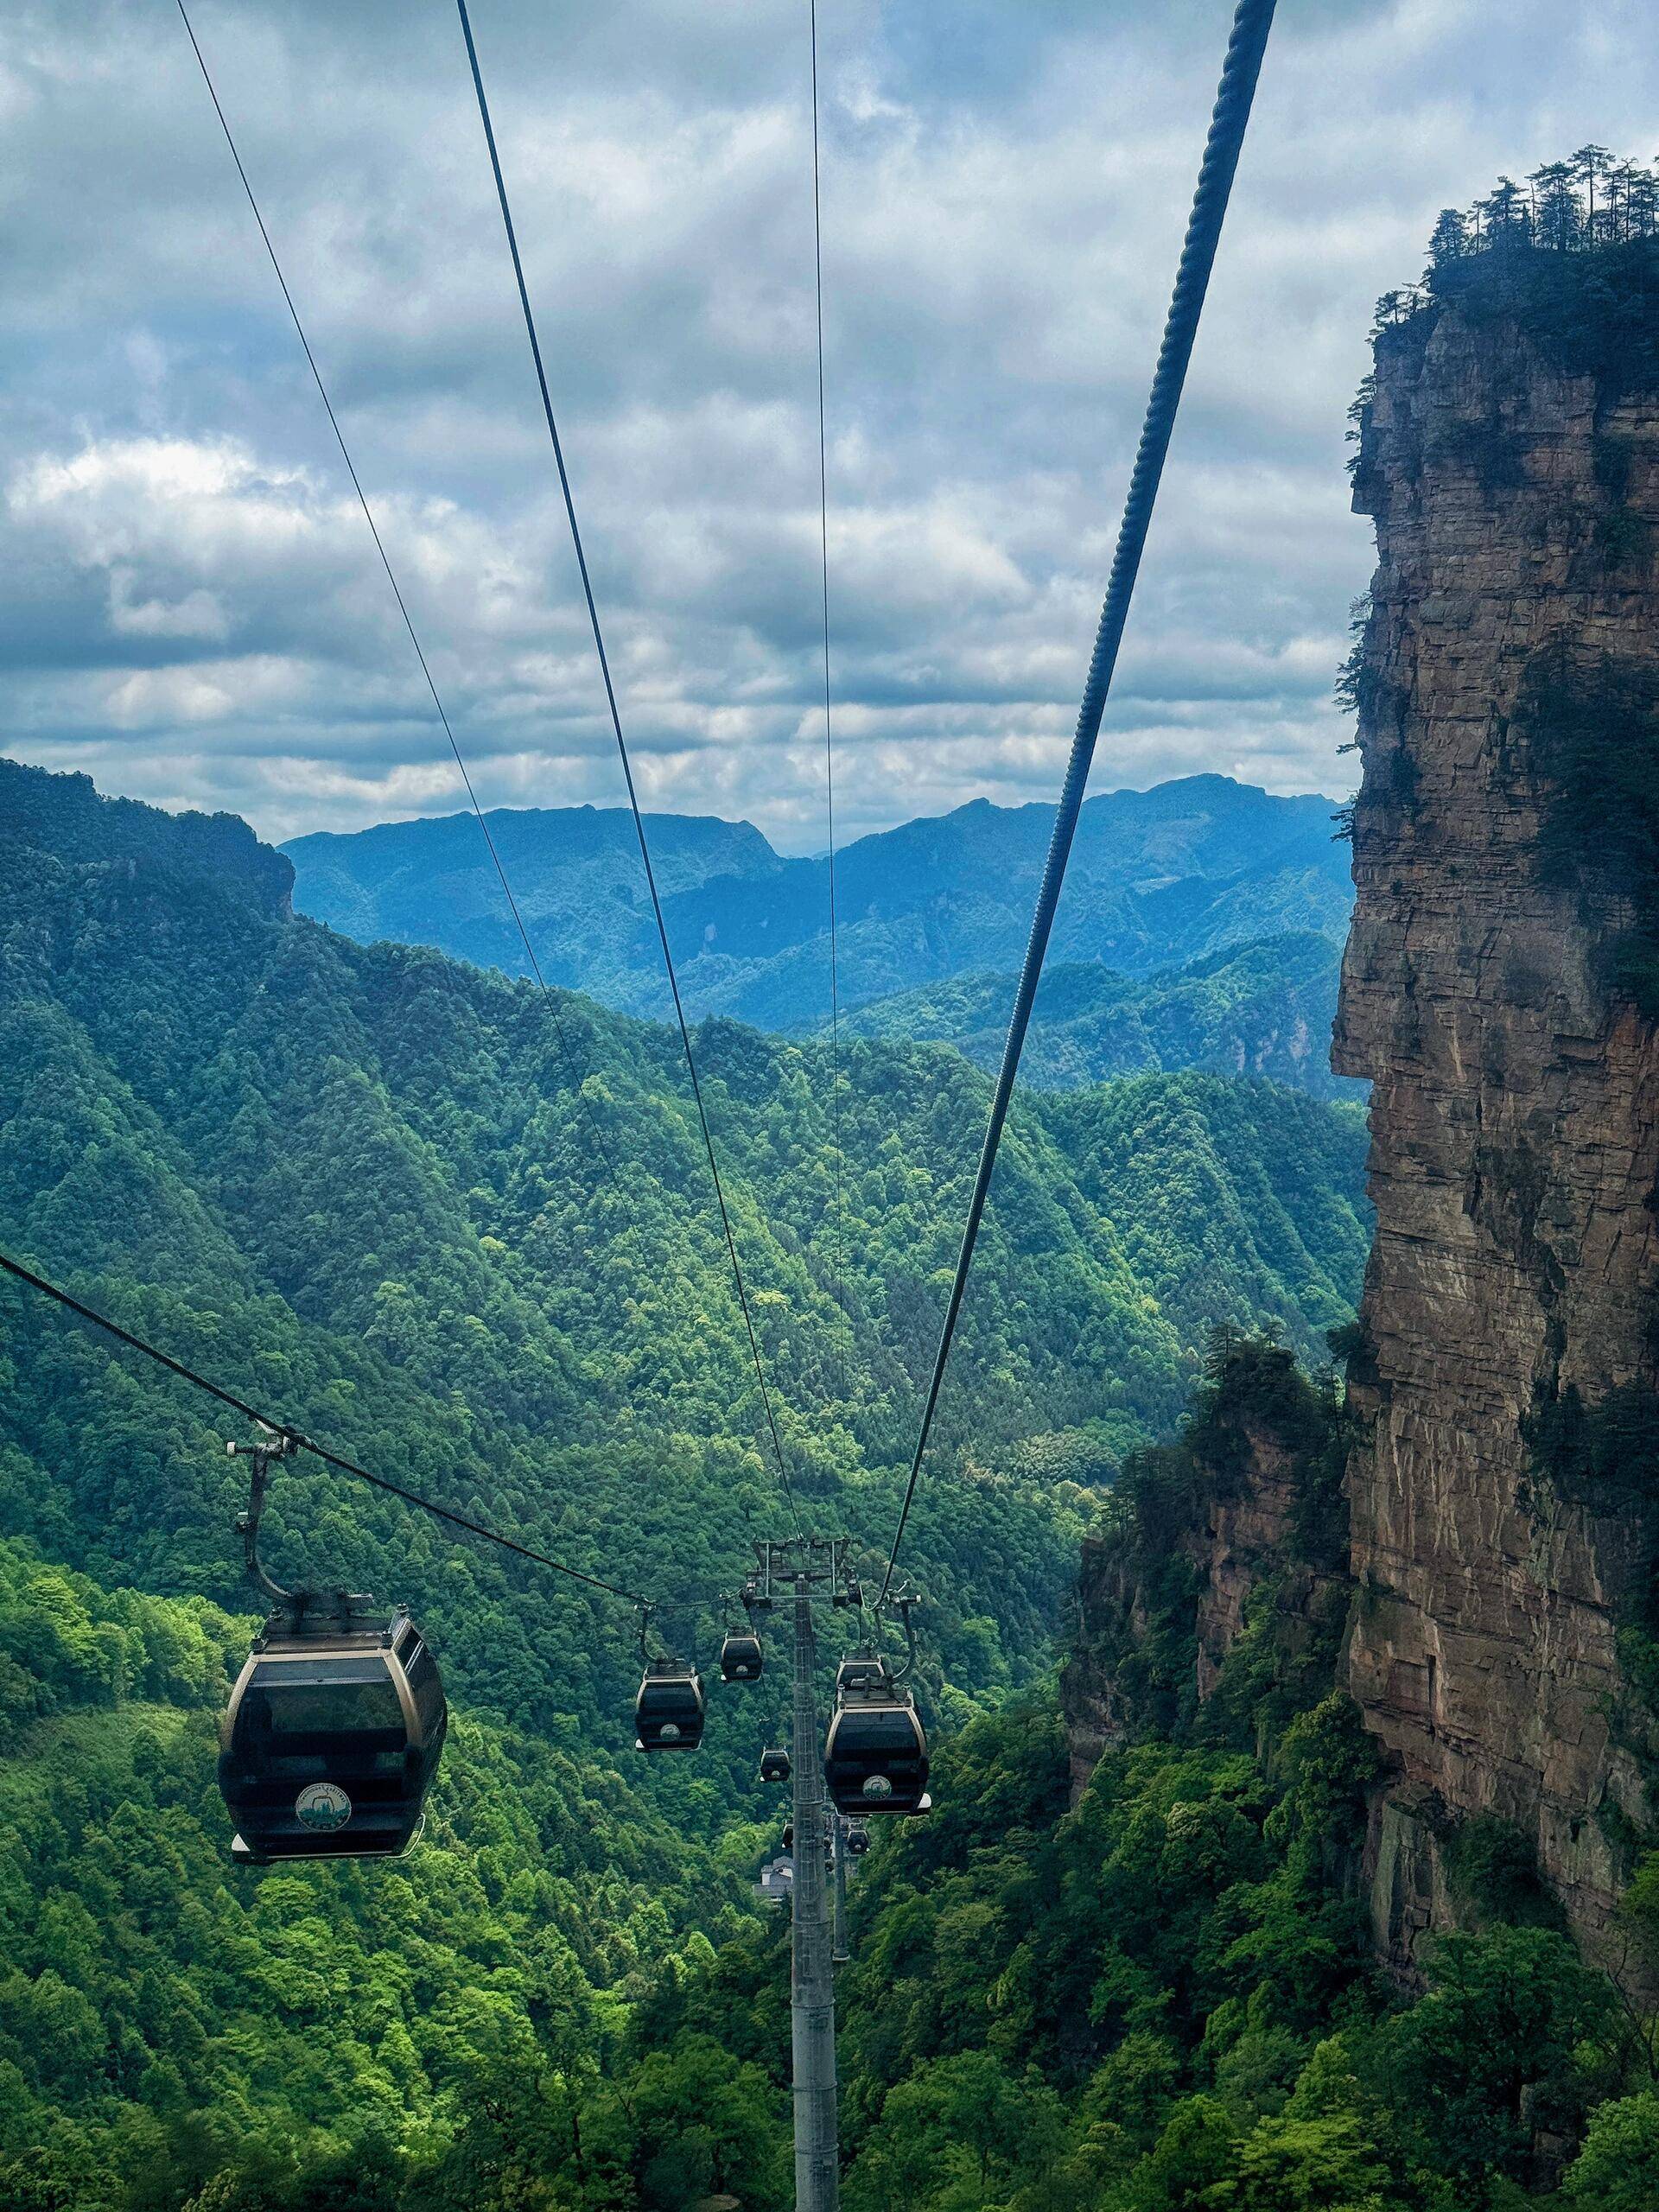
[175,0,617,1184]
[809,0,849,1408]
[879,0,1278,1603]
[454,0,803,1539]
[0,1248,658,1608]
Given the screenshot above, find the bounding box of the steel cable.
[0,1248,661,1607]
[176,0,619,1185]
[454,0,804,1539]
[809,0,849,1407]
[879,0,1279,1602]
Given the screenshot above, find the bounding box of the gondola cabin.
[823,1655,931,1815]
[760,1746,791,1783]
[635,1658,706,1752]
[219,1601,446,1865]
[719,1629,764,1682]
[844,1821,871,1857]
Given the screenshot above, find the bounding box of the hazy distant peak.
[278,774,1355,1048]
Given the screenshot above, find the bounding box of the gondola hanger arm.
[227,1425,302,1608]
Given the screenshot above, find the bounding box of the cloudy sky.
[2,1,1654,851]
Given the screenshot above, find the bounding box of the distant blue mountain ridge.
[283,774,1357,1090]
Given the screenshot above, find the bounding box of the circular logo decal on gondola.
[296,1782,352,1832]
[861,1774,893,1800]
[658,1722,682,1742]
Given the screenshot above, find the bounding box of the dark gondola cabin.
[823,1655,930,1815]
[844,1821,870,1857]
[760,1745,791,1783]
[719,1629,764,1682]
[219,1600,446,1865]
[635,1658,706,1751]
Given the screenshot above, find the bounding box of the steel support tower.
[753,1537,847,2212]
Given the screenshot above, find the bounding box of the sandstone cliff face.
[1336,293,1659,1970]
[1059,1348,1350,1800]
[1063,1532,1147,1798]
[1192,1425,1303,1701]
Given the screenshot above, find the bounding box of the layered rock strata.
[1335,288,1659,1968]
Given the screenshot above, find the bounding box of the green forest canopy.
[840,934,1359,1102]
[13,1347,1659,2210]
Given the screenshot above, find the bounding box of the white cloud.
[0,0,1654,849]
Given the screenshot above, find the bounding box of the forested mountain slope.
[283,775,1354,1036]
[55,1341,1648,2212]
[843,932,1358,1098]
[489,1344,1659,2212]
[0,1536,761,2211]
[1,756,1367,1535]
[0,756,1367,2207]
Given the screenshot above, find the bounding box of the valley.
[0,753,1368,2206]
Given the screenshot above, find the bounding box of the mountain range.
[283,776,1356,1082]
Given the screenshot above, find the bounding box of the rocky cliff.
[1336,247,1659,1972]
[1060,1339,1351,1797]
[1061,239,1659,1983]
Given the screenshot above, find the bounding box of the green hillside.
[0,1535,766,2210]
[842,934,1359,1099]
[0,758,1369,2208]
[16,1351,1654,2212]
[0,758,1368,1568]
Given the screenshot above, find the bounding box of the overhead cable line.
[454,0,803,1539]
[175,0,618,1184]
[0,1248,658,1608]
[878,0,1279,1603]
[808,0,849,1402]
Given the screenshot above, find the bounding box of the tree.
[1529,162,1580,252]
[1121,2095,1238,2210]
[1220,2108,1391,2211]
[1478,176,1529,247]
[1572,144,1614,239]
[844,2052,1066,2211]
[1625,163,1659,240]
[1425,208,1469,273]
[1564,2091,1659,2209]
[1376,1925,1617,2186]
[626,2037,789,2212]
